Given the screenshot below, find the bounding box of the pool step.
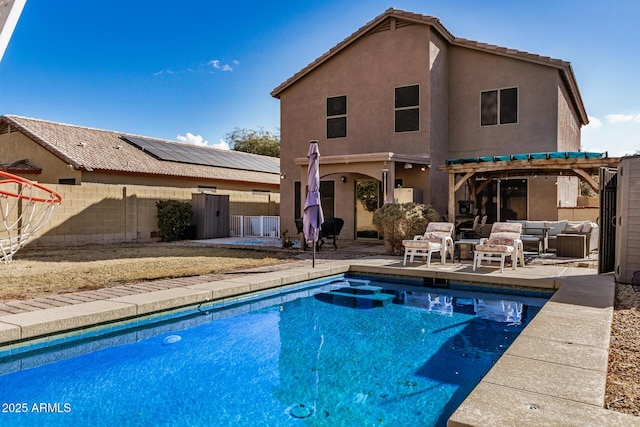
[316,285,394,309]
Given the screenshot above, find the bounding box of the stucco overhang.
[293,152,430,167]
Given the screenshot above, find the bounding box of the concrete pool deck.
[0,252,638,425]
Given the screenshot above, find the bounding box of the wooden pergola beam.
[438,156,621,225]
[572,168,598,192]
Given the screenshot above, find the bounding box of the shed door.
[598,167,617,274]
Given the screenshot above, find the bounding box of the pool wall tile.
[109,288,213,316]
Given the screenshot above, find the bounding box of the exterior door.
[599,167,617,274]
[355,180,380,239]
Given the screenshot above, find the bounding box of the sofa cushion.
[545,220,568,236]
[567,222,583,232]
[524,221,545,235]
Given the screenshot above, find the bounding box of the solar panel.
[121,136,279,174]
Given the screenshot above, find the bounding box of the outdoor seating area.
[506,219,598,254]
[400,217,599,271]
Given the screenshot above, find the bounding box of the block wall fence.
[22,183,279,248]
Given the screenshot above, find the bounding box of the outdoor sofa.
[506,219,598,253]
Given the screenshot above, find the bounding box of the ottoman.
[556,233,587,258]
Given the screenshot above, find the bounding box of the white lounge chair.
[473,222,524,273]
[402,222,455,267]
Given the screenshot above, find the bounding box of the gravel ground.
[605,282,640,416]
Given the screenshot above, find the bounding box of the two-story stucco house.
[271,8,588,242]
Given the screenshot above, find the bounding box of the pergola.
[437,152,620,224]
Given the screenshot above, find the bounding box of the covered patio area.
[437,151,620,226]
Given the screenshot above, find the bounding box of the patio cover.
[437,151,620,224]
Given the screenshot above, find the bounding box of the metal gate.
[598,167,617,274]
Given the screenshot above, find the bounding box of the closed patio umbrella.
[303,140,324,267]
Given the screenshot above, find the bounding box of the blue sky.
[1,1,639,156]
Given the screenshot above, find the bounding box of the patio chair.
[473,222,524,273]
[402,222,455,267]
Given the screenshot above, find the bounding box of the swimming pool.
[0,275,549,426]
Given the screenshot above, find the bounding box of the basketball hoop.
[0,171,62,264]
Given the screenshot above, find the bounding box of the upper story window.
[481,87,518,126]
[327,95,347,138]
[395,85,419,132]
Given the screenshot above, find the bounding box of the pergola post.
[448,172,456,224]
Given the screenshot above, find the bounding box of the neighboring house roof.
[0,158,41,173]
[0,115,280,185]
[271,8,588,126]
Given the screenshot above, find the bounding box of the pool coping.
[0,256,638,425]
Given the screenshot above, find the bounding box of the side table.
[454,239,480,262]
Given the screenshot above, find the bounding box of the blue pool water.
[0,275,548,426]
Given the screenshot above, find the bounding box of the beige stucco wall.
[557,84,581,152]
[0,131,82,183]
[277,19,587,233]
[279,23,437,233]
[85,171,277,193]
[16,183,279,248]
[427,33,450,216]
[448,47,561,157]
[558,207,599,222]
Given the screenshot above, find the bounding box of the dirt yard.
[0,243,298,301]
[0,243,638,417]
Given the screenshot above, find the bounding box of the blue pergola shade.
[446,151,606,166]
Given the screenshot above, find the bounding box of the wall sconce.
[404,163,413,169]
[420,166,426,171]
[280,172,286,179]
[340,176,347,183]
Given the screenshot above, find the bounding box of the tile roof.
[0,115,280,185]
[271,8,587,125]
[0,159,41,173]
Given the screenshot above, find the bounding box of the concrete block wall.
[16,183,279,248]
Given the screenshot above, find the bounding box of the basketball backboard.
[0,0,26,62]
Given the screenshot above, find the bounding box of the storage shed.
[615,155,640,284]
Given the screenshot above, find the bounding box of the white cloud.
[153,69,174,76]
[585,115,602,130]
[208,59,236,72]
[177,132,208,146]
[606,113,640,123]
[211,139,230,150]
